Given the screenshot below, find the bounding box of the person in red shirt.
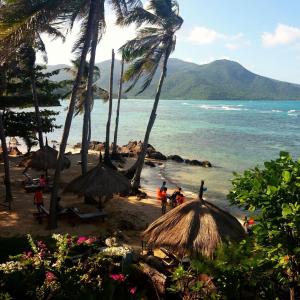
[176,193,185,205]
[161,187,168,215]
[34,187,44,214]
[39,174,47,190]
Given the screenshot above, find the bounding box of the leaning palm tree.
[120,0,183,191]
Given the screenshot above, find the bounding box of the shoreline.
[0,149,245,242]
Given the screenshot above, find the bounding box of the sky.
[39,0,300,84]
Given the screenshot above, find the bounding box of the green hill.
[47,59,300,100]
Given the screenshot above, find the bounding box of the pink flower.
[45,271,56,282]
[129,287,137,295]
[110,274,126,282]
[85,237,97,245]
[23,251,33,259]
[77,236,87,245]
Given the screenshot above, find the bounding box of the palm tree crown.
[120,0,183,93]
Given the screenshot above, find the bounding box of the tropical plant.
[0,0,68,149]
[0,234,143,299]
[104,49,115,165]
[0,110,12,209]
[62,59,108,175]
[49,0,142,229]
[228,152,300,300]
[120,0,183,191]
[112,54,125,156]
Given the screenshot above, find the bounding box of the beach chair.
[69,207,107,223]
[33,205,70,223]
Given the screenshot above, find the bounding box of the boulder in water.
[147,151,167,161]
[189,160,203,166]
[167,155,184,163]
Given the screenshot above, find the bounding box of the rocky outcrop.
[147,151,167,161]
[167,155,184,163]
[72,140,212,167]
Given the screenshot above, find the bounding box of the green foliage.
[4,110,60,152]
[228,152,300,296]
[0,234,142,299]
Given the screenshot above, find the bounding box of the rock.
[145,161,156,168]
[167,155,184,163]
[147,151,167,161]
[189,160,203,166]
[73,142,82,149]
[185,159,190,164]
[202,160,212,168]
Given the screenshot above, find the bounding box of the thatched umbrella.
[63,163,131,198]
[19,145,70,172]
[142,195,245,257]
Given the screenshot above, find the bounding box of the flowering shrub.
[0,234,144,299]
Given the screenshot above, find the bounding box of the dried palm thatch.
[63,163,131,197]
[142,199,245,257]
[19,145,70,171]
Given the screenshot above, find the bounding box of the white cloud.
[262,24,300,47]
[225,40,251,50]
[187,26,249,50]
[188,27,225,45]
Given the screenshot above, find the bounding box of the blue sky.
[41,0,300,84]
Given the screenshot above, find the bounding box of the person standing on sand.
[176,192,185,205]
[170,187,182,207]
[157,181,167,201]
[161,187,168,215]
[34,187,44,214]
[160,181,167,192]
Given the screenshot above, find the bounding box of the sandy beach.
[0,150,198,249]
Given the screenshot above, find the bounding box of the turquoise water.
[22,99,300,214]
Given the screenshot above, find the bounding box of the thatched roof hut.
[63,163,131,197]
[19,145,70,171]
[142,199,245,257]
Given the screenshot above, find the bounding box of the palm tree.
[104,49,115,165]
[62,59,108,176]
[50,1,142,229]
[0,1,71,149]
[112,54,125,156]
[120,0,183,191]
[0,0,142,228]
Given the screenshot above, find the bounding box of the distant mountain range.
[48,58,300,100]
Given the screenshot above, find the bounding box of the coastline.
[0,148,245,243]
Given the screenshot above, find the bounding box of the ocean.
[16,99,300,216]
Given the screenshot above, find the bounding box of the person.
[160,181,167,192]
[176,192,185,205]
[157,181,167,201]
[170,187,182,207]
[199,180,207,201]
[39,174,47,190]
[161,187,168,215]
[34,187,44,214]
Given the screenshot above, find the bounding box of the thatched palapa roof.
[142,199,245,257]
[19,145,70,171]
[63,163,131,197]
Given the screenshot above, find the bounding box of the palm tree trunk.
[30,71,44,149]
[81,14,100,176]
[88,113,92,144]
[0,111,12,209]
[48,0,97,229]
[132,53,169,192]
[112,56,124,155]
[104,49,115,165]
